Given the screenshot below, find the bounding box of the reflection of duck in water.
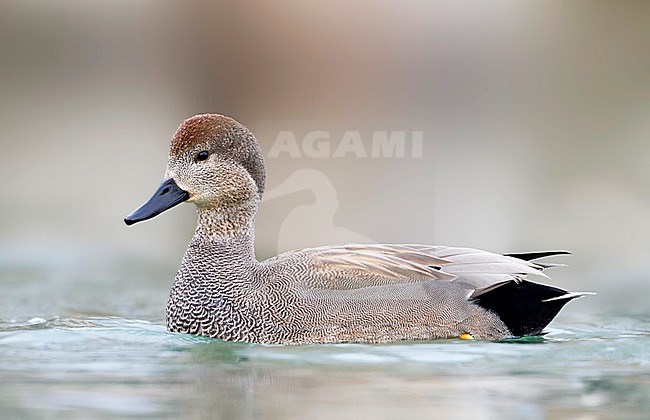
[263,168,372,252]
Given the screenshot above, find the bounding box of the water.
[1,252,649,419]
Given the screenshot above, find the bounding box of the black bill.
[124,178,190,225]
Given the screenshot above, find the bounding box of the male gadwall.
[125,114,589,344]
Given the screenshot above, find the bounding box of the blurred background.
[1,0,649,316]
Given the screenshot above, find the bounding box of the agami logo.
[267,130,424,158]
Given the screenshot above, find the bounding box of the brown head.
[124,114,266,225]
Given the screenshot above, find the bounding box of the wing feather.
[271,243,568,292]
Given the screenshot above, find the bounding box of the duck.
[124,113,590,344]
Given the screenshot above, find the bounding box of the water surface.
[0,252,648,419]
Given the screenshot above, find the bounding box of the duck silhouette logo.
[262,168,373,253]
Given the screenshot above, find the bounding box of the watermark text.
[267,130,424,158]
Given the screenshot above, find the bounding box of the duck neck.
[184,200,260,275]
[194,202,257,242]
[168,200,260,337]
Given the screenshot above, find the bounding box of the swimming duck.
[125,114,589,344]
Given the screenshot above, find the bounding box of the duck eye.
[196,151,210,161]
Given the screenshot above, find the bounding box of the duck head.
[124,114,266,226]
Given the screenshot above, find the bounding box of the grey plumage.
[125,113,591,344]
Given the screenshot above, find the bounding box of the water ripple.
[0,315,648,418]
